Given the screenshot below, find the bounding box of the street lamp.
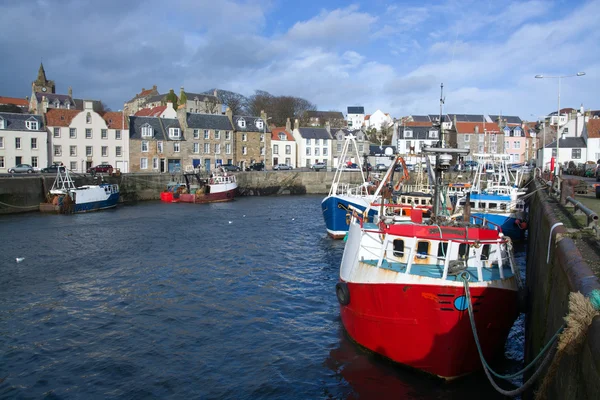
[535,72,585,177]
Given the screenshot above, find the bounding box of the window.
[323,148,328,156]
[153,157,158,169]
[505,141,509,149]
[141,125,153,137]
[85,128,92,139]
[0,156,3,168]
[70,128,76,138]
[306,147,311,156]
[279,133,286,141]
[102,146,108,157]
[70,161,77,170]
[54,145,61,156]
[286,145,291,155]
[532,142,536,149]
[193,143,200,153]
[116,146,122,157]
[226,143,231,154]
[157,141,163,153]
[15,137,21,149]
[285,157,291,165]
[53,127,60,138]
[101,129,108,139]
[514,142,521,149]
[306,138,310,145]
[86,112,91,123]
[491,145,497,153]
[274,145,279,155]
[359,144,364,152]
[115,130,121,140]
[86,146,92,156]
[242,133,247,141]
[193,129,200,139]
[31,138,37,149]
[31,156,38,167]
[437,242,448,258]
[140,157,148,169]
[70,146,77,157]
[169,128,181,139]
[315,148,320,156]
[491,135,497,143]
[572,148,581,159]
[26,120,39,130]
[242,146,247,155]
[564,127,569,134]
[393,239,404,257]
[404,130,413,138]
[214,144,220,154]
[481,245,490,261]
[204,143,210,154]
[337,143,342,152]
[260,146,264,156]
[459,244,468,259]
[256,120,264,130]
[0,117,3,129]
[552,148,557,157]
[225,131,231,140]
[260,134,265,142]
[204,130,209,139]
[464,134,470,142]
[429,130,439,139]
[238,119,246,128]
[323,140,327,147]
[215,130,220,139]
[141,141,149,152]
[478,145,484,152]
[173,142,180,152]
[478,135,484,142]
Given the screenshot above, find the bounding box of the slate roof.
[45,109,81,127]
[35,92,75,107]
[73,99,102,112]
[369,144,396,156]
[448,114,486,122]
[428,114,451,123]
[454,122,501,134]
[0,96,28,107]
[330,128,367,140]
[586,119,600,139]
[398,126,439,140]
[0,112,45,131]
[129,116,181,140]
[187,113,233,130]
[545,137,586,148]
[145,94,165,104]
[271,127,294,141]
[347,106,364,114]
[305,110,344,120]
[489,115,522,125]
[404,121,433,127]
[411,115,431,122]
[232,115,270,132]
[184,91,218,102]
[296,127,333,140]
[103,112,129,129]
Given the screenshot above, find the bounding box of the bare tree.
[377,121,393,145]
[246,90,274,117]
[203,96,220,114]
[206,89,247,115]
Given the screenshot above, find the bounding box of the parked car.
[375,163,387,171]
[41,164,66,173]
[343,163,359,170]
[8,164,34,173]
[273,164,292,170]
[245,162,265,171]
[87,164,113,174]
[311,162,327,171]
[221,164,241,172]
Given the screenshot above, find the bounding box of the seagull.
[228,221,232,224]
[16,257,25,263]
[243,215,246,217]
[292,218,295,221]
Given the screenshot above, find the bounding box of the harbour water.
[0,196,525,399]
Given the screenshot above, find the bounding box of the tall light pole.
[535,72,585,177]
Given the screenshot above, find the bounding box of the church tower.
[31,62,56,95]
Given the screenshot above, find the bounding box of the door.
[15,156,22,165]
[273,157,279,166]
[204,159,211,172]
[86,161,93,171]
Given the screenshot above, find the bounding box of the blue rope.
[589,289,600,311]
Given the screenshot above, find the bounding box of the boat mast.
[432,83,445,218]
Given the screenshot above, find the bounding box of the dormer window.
[404,130,413,138]
[279,133,286,141]
[26,119,39,130]
[53,100,60,108]
[256,120,264,130]
[66,103,70,109]
[238,118,246,128]
[169,127,181,139]
[86,112,92,124]
[141,124,153,138]
[0,117,4,129]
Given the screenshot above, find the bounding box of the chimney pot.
[142,88,145,91]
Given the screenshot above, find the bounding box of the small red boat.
[161,171,237,204]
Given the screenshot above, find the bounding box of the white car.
[273,164,292,170]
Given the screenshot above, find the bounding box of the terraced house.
[181,111,234,172]
[292,119,333,168]
[0,112,47,173]
[331,128,369,167]
[129,116,182,173]
[228,109,271,170]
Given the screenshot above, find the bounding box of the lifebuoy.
[336,282,350,306]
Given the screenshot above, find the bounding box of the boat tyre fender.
[336,282,350,306]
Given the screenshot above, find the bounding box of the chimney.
[325,120,330,133]
[580,104,584,114]
[166,101,174,110]
[84,100,93,110]
[213,89,218,97]
[68,86,72,97]
[152,85,157,90]
[260,109,267,125]
[225,106,233,121]
[294,118,299,130]
[286,117,291,131]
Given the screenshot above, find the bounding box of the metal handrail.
[565,196,599,228]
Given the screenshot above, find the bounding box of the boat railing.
[337,182,371,197]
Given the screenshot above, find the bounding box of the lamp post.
[535,72,585,177]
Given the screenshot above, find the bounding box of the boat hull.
[321,195,375,239]
[73,193,119,213]
[339,280,518,379]
[472,212,526,240]
[179,187,236,203]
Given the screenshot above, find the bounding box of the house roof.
[183,91,218,102]
[448,114,486,122]
[586,119,600,139]
[428,114,451,123]
[347,106,364,114]
[102,112,129,129]
[135,105,167,117]
[330,128,367,140]
[187,113,234,130]
[404,121,433,127]
[126,86,158,103]
[73,99,102,112]
[410,115,431,122]
[398,126,439,140]
[454,121,500,134]
[0,112,45,131]
[232,115,270,132]
[296,127,332,140]
[305,110,344,120]
[129,116,181,140]
[545,137,586,148]
[35,92,75,107]
[364,114,371,121]
[489,115,522,125]
[0,96,28,107]
[45,109,81,127]
[271,127,294,141]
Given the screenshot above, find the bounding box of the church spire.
[37,62,47,83]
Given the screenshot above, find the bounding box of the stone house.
[292,119,333,168]
[134,102,177,118]
[270,119,297,168]
[179,88,222,114]
[228,109,271,170]
[123,85,159,116]
[447,121,502,162]
[46,102,130,173]
[393,123,440,156]
[0,112,47,172]
[129,115,183,173]
[181,111,235,172]
[331,127,369,168]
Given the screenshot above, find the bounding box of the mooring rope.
[0,200,40,209]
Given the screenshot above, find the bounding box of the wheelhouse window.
[437,242,448,258]
[480,245,490,261]
[393,240,405,257]
[416,242,429,259]
[459,244,468,259]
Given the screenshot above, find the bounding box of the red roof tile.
[454,121,500,134]
[45,109,81,127]
[587,119,600,139]
[0,96,29,107]
[103,111,129,129]
[135,105,167,117]
[271,127,294,141]
[364,114,371,120]
[404,121,432,127]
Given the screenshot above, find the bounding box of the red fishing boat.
[336,91,520,380]
[160,170,237,204]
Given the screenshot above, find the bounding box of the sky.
[1,0,599,121]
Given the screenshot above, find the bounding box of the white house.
[538,135,587,172]
[271,119,297,168]
[582,118,600,163]
[46,101,130,173]
[134,101,177,118]
[291,119,333,168]
[364,110,393,131]
[346,106,365,130]
[393,124,440,156]
[0,112,48,172]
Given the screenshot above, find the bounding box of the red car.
[87,164,113,174]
